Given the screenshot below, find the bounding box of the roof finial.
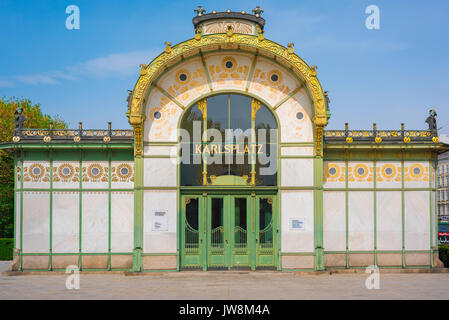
[194,5,206,16]
[252,6,264,17]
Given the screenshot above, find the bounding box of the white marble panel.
[275,90,313,143]
[52,192,79,253]
[281,190,314,252]
[248,56,301,107]
[281,146,314,157]
[205,52,254,92]
[15,192,21,249]
[144,89,183,142]
[143,190,177,253]
[377,191,402,251]
[81,192,108,253]
[144,145,177,156]
[22,192,50,253]
[157,57,210,106]
[143,158,177,187]
[111,192,134,252]
[323,192,346,251]
[348,192,374,251]
[405,191,430,250]
[281,159,314,187]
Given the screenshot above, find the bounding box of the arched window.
[180,94,278,186]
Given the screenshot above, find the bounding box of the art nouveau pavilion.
[2,8,448,272]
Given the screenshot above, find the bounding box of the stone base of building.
[8,251,445,272]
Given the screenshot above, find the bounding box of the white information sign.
[152,211,168,231]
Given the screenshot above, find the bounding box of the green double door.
[181,194,278,270]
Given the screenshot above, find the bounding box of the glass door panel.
[181,196,203,268]
[207,197,227,267]
[256,197,276,267]
[232,197,250,267]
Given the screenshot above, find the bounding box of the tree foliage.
[0,97,67,238]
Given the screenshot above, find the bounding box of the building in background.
[438,152,449,219]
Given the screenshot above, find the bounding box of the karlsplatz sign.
[194,143,265,155]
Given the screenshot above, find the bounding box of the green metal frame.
[14,147,134,271]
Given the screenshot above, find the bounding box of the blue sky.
[1,0,449,137]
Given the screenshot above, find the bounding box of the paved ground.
[1,261,449,300]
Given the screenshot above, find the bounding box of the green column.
[132,155,144,272]
[314,155,325,271]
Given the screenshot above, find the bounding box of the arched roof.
[129,33,328,128]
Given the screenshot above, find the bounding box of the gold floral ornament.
[73,136,81,143]
[432,136,439,143]
[29,163,45,180]
[375,136,382,143]
[139,64,148,76]
[287,43,294,54]
[267,70,282,86]
[226,25,234,37]
[12,136,20,143]
[103,136,111,143]
[404,137,411,143]
[175,69,191,85]
[86,163,104,181]
[43,136,51,143]
[56,163,75,182]
[164,41,172,54]
[221,57,237,73]
[116,163,133,180]
[346,137,353,144]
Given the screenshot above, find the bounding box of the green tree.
[0,97,67,238]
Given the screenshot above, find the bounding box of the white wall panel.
[143,190,177,253]
[111,192,134,252]
[348,192,374,251]
[323,192,346,251]
[52,192,79,253]
[377,191,402,251]
[281,190,314,252]
[281,146,314,156]
[81,192,108,253]
[22,192,50,253]
[144,158,177,187]
[405,191,430,250]
[280,159,313,187]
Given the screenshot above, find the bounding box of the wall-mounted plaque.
[289,218,305,231]
[152,211,168,231]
